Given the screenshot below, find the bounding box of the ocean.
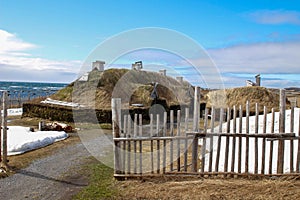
[0,81,68,106]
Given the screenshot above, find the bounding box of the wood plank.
[277,89,286,174]
[224,107,231,173]
[209,107,215,172]
[157,114,160,174]
[192,87,201,172]
[269,108,275,174]
[245,100,250,173]
[201,108,208,173]
[296,112,300,173]
[127,115,131,174]
[215,107,224,172]
[133,114,137,174]
[163,112,167,173]
[150,114,154,173]
[184,107,189,172]
[261,106,267,174]
[177,110,181,171]
[185,107,189,132]
[231,105,237,174]
[290,105,294,173]
[254,103,259,174]
[238,105,243,173]
[112,98,121,174]
[170,110,174,171]
[139,114,143,174]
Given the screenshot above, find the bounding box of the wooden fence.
[112,88,300,179]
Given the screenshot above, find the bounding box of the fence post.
[277,89,286,174]
[1,91,8,169]
[192,86,200,172]
[112,98,122,175]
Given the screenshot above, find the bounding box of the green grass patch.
[73,157,118,200]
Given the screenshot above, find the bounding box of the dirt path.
[0,129,113,200]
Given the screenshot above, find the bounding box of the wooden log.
[209,107,215,172]
[192,87,201,172]
[296,112,300,173]
[184,108,189,172]
[122,115,127,174]
[231,105,237,174]
[123,115,127,137]
[193,87,200,132]
[163,112,167,137]
[238,105,243,173]
[277,89,286,174]
[114,133,295,141]
[127,115,131,174]
[163,112,167,173]
[134,114,137,174]
[134,114,138,137]
[139,114,143,174]
[261,106,267,174]
[177,110,181,171]
[1,91,8,168]
[254,103,259,174]
[157,114,160,174]
[150,114,154,174]
[201,108,208,173]
[185,107,189,132]
[224,107,231,173]
[170,110,174,171]
[215,107,224,172]
[139,114,142,137]
[112,98,122,174]
[245,100,250,173]
[269,108,275,174]
[290,105,294,173]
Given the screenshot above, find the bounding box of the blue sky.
[0,0,300,88]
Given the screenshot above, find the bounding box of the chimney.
[255,74,261,86]
[92,60,105,71]
[176,76,183,83]
[132,61,143,70]
[159,69,166,76]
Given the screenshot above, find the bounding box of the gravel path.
[0,130,113,200]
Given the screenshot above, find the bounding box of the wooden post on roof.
[277,89,286,174]
[1,91,8,169]
[192,86,200,172]
[112,98,122,175]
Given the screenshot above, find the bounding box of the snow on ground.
[6,126,68,155]
[204,108,300,174]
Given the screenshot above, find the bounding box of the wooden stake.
[277,89,286,174]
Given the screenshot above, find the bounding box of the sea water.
[0,81,68,106]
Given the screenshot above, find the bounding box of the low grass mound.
[207,86,290,114]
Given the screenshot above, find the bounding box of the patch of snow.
[6,126,68,155]
[40,98,85,108]
[1,108,23,116]
[204,108,300,174]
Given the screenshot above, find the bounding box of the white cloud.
[0,29,81,82]
[246,9,300,25]
[0,30,37,53]
[208,41,300,74]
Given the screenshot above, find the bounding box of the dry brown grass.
[117,176,300,199]
[206,86,290,114]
